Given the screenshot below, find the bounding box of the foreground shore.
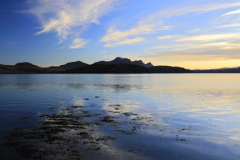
[0,97,230,160]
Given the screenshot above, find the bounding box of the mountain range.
[0,57,239,74]
[65,63,151,73]
[194,67,240,73]
[49,61,88,70]
[48,57,189,73]
[47,57,153,70]
[93,57,154,68]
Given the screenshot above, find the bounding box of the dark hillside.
[49,61,88,70]
[94,57,153,68]
[0,63,59,74]
[194,67,240,73]
[149,66,192,73]
[66,63,149,73]
[15,62,39,68]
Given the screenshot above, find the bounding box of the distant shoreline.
[1,57,240,74]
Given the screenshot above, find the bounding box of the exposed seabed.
[0,97,231,160]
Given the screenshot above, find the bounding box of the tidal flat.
[0,74,240,159]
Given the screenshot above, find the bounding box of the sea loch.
[0,74,239,159]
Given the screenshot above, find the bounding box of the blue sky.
[1,0,240,69]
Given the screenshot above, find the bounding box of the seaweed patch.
[0,100,193,159]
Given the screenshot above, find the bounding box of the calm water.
[0,74,240,159]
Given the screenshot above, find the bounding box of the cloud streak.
[70,38,88,49]
[101,2,240,46]
[223,9,240,16]
[187,29,200,33]
[176,33,240,42]
[27,0,120,42]
[140,48,240,62]
[219,23,240,28]
[104,38,145,47]
[146,41,240,51]
[157,35,180,40]
[101,25,171,42]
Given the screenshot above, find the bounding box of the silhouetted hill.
[132,60,154,68]
[149,66,192,73]
[194,67,240,73]
[5,58,240,74]
[0,62,194,74]
[146,62,154,68]
[49,61,88,70]
[15,62,39,68]
[65,63,149,73]
[94,57,154,68]
[0,63,59,74]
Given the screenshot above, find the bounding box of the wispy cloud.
[219,23,240,28]
[146,45,173,50]
[187,29,200,33]
[27,0,120,42]
[104,38,145,47]
[101,25,171,42]
[101,2,240,46]
[139,48,240,63]
[147,40,240,51]
[223,9,240,16]
[158,2,240,18]
[193,41,240,50]
[176,33,240,42]
[157,35,180,40]
[70,38,88,49]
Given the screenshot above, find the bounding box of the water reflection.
[0,74,240,159]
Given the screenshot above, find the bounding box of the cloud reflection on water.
[1,74,240,159]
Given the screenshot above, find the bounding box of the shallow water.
[0,74,240,159]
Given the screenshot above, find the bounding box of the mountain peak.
[49,61,88,70]
[114,57,129,60]
[94,57,154,68]
[111,57,131,64]
[15,62,39,68]
[146,62,154,68]
[134,60,143,63]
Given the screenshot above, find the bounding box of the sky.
[1,0,240,69]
